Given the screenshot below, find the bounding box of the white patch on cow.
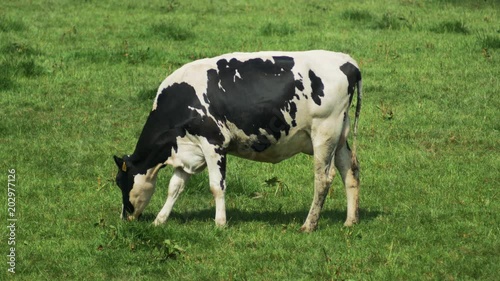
[187,106,205,117]
[152,94,159,111]
[164,136,207,174]
[152,80,168,111]
[218,80,226,92]
[128,170,157,219]
[234,69,242,82]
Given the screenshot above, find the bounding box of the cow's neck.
[129,148,168,178]
[129,112,178,174]
[139,162,164,185]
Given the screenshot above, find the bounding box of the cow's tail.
[351,77,362,162]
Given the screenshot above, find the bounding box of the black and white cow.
[113,50,362,232]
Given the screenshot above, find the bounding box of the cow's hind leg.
[301,143,336,232]
[335,114,360,226]
[335,141,360,226]
[153,168,190,226]
[301,125,340,232]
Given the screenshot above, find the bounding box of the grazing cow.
[113,50,362,232]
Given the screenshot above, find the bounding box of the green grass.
[1,0,499,280]
[430,20,470,34]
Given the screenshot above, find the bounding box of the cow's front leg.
[153,168,190,226]
[205,150,227,227]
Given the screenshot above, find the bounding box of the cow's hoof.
[153,218,165,226]
[214,217,227,227]
[299,224,316,233]
[343,218,359,227]
[214,221,227,228]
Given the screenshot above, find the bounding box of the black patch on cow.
[204,56,298,152]
[213,146,227,190]
[113,155,135,215]
[339,62,361,104]
[295,79,304,91]
[295,73,305,95]
[130,82,223,172]
[288,102,297,127]
[309,70,324,105]
[217,154,227,190]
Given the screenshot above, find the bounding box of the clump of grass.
[0,66,14,90]
[374,12,411,30]
[0,16,25,32]
[0,42,44,79]
[264,176,289,196]
[430,20,469,34]
[478,34,500,49]
[125,47,152,65]
[18,59,44,77]
[137,88,158,101]
[95,219,185,262]
[430,0,492,8]
[377,102,394,121]
[260,22,296,36]
[306,2,330,12]
[152,239,185,261]
[160,0,180,13]
[151,22,195,41]
[69,50,118,64]
[1,42,41,56]
[341,9,374,22]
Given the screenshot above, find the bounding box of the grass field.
[1,0,499,279]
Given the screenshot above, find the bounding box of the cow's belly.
[227,130,313,163]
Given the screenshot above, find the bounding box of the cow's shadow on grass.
[141,208,382,227]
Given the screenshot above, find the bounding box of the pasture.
[1,0,499,279]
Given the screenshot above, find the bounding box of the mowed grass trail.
[1,0,499,279]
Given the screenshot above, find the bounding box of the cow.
[113,50,362,232]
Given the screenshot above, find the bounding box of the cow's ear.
[113,156,125,171]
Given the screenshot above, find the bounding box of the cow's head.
[113,155,156,221]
